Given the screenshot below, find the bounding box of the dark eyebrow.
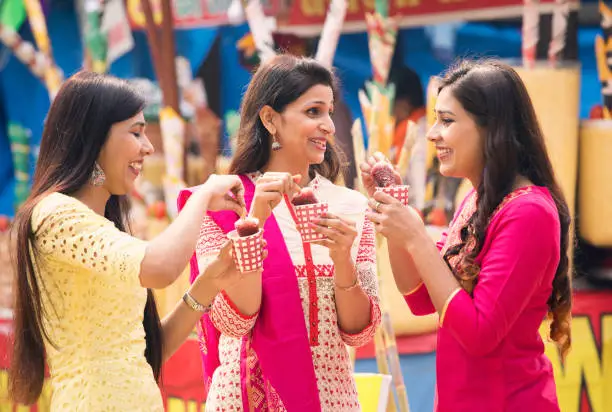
[306,100,334,107]
[130,121,146,128]
[435,109,456,116]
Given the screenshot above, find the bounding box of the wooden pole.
[141,0,186,182]
[158,0,185,181]
[160,0,179,113]
[141,0,165,97]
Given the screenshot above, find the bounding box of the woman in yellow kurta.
[9,72,253,410]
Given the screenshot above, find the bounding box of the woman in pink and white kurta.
[182,173,379,411]
[179,55,381,411]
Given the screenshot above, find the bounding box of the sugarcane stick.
[373,327,396,412]
[23,0,62,98]
[377,235,411,412]
[346,345,357,370]
[0,24,51,85]
[381,306,410,412]
[351,119,367,194]
[396,120,417,176]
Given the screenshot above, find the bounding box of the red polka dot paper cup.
[227,229,265,273]
[376,185,410,207]
[293,202,329,243]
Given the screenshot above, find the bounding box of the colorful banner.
[126,0,280,29]
[0,290,609,411]
[284,0,580,33]
[7,123,31,210]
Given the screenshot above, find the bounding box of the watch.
[182,291,211,313]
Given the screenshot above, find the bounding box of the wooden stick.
[374,238,395,412]
[160,0,179,113]
[23,0,62,99]
[351,119,366,194]
[346,344,357,370]
[0,24,52,85]
[141,0,165,96]
[396,120,417,175]
[159,0,185,181]
[376,235,410,412]
[381,305,410,412]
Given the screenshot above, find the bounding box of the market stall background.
[0,1,610,411]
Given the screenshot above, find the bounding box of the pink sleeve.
[339,218,382,347]
[403,226,448,315]
[403,280,437,315]
[404,190,473,316]
[440,201,559,357]
[209,290,258,338]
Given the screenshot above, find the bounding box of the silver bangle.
[182,291,211,313]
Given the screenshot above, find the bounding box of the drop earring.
[271,134,282,151]
[90,162,106,186]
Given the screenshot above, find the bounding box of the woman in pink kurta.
[362,60,572,411]
[179,55,381,411]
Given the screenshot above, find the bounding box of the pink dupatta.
[177,175,321,411]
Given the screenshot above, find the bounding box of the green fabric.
[374,0,388,17]
[84,7,107,70]
[0,0,26,31]
[8,122,31,209]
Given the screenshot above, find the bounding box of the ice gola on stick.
[229,217,264,273]
[371,160,397,188]
[291,187,319,206]
[235,217,260,237]
[372,160,410,207]
[291,187,328,243]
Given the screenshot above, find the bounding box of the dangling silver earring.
[271,134,282,151]
[90,162,106,186]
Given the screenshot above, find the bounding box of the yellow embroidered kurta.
[196,174,381,411]
[31,193,163,411]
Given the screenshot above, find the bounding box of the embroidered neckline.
[461,185,537,222]
[442,185,538,262]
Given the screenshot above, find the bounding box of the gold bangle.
[335,273,360,292]
[183,292,211,313]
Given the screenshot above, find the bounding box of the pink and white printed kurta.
[195,174,381,412]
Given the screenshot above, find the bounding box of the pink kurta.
[195,174,381,411]
[405,186,561,411]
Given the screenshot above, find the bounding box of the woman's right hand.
[201,174,246,215]
[359,152,403,197]
[249,172,301,226]
[194,239,268,293]
[198,241,241,292]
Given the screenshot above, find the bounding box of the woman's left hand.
[366,191,427,246]
[311,212,357,262]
